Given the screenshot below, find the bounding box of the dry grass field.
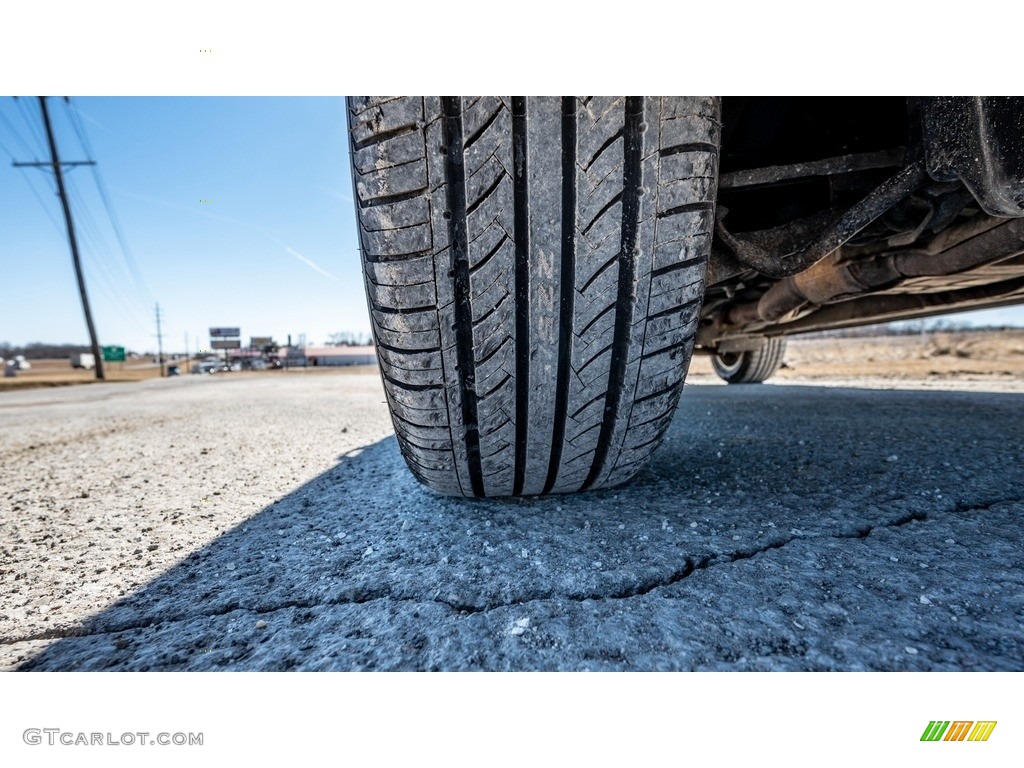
[3,330,1022,392]
[0,358,379,390]
[0,358,166,389]
[691,329,1024,383]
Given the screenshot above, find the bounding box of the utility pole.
[14,97,104,379]
[155,303,165,377]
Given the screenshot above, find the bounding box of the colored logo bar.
[921,721,997,742]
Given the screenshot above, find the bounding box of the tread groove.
[581,191,623,236]
[358,187,428,209]
[362,248,433,265]
[634,380,680,405]
[481,441,513,461]
[660,141,719,157]
[582,97,645,491]
[651,257,706,279]
[354,156,422,177]
[469,232,509,274]
[647,296,702,320]
[582,127,624,171]
[374,339,439,356]
[479,373,512,400]
[570,390,606,420]
[352,123,418,151]
[464,105,504,150]
[481,417,512,437]
[472,291,510,327]
[442,96,485,497]
[373,303,437,315]
[389,408,448,432]
[576,341,613,376]
[512,96,530,496]
[466,170,507,215]
[578,250,620,293]
[477,335,512,366]
[365,274,434,289]
[381,370,443,393]
[578,302,615,336]
[642,332,696,359]
[567,420,602,444]
[543,96,578,495]
[657,201,714,219]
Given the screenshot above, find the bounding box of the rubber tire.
[712,337,787,384]
[349,96,719,497]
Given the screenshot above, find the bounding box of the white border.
[0,2,1016,95]
[2,5,1020,766]
[2,673,1021,766]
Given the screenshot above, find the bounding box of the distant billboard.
[250,336,273,347]
[211,339,242,350]
[209,327,240,338]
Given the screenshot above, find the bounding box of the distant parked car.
[191,361,219,374]
[14,355,30,370]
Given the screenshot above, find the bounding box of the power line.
[64,172,113,251]
[23,96,106,380]
[62,178,152,330]
[0,100,39,159]
[15,167,66,237]
[2,108,67,237]
[63,98,154,304]
[80,254,150,332]
[0,134,15,162]
[9,97,150,333]
[13,97,48,157]
[71,212,145,322]
[63,178,152,329]
[2,133,66,238]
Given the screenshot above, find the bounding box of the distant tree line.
[326,331,373,346]
[804,321,1021,339]
[0,342,92,360]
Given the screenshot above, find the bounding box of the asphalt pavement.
[1,371,1021,670]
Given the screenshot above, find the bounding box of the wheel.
[711,337,787,384]
[349,96,719,497]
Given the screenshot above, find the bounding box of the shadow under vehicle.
[348,97,1024,497]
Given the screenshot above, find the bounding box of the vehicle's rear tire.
[348,96,720,496]
[712,337,787,384]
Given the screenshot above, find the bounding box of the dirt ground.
[0,358,166,389]
[4,330,1022,393]
[0,359,379,390]
[689,329,1024,386]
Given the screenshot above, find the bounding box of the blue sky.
[1,96,1022,355]
[0,97,365,353]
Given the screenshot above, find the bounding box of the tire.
[349,96,719,497]
[712,337,787,384]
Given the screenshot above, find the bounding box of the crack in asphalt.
[2,510,933,652]
[953,497,1023,514]
[591,509,929,604]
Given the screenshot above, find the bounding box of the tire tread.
[350,96,719,496]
